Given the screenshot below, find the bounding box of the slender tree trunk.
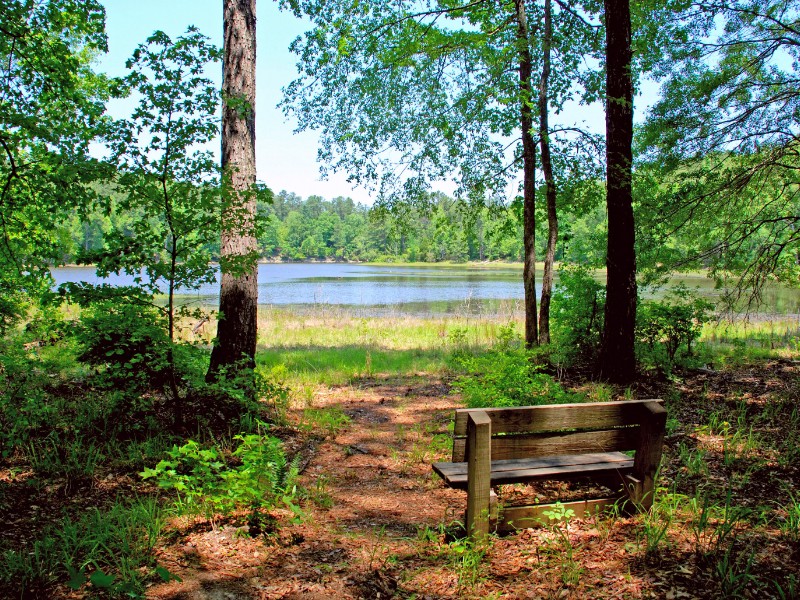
[168,235,182,426]
[208,0,258,380]
[515,0,538,349]
[538,0,558,345]
[600,0,637,383]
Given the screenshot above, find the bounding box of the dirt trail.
[147,376,468,599]
[145,362,800,599]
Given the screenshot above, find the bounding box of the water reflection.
[50,263,800,318]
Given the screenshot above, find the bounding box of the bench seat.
[432,451,633,490]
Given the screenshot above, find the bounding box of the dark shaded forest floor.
[2,356,799,598]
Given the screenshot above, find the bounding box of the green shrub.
[141,426,298,517]
[74,299,171,391]
[453,347,581,409]
[637,284,714,371]
[550,265,605,367]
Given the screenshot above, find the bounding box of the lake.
[51,263,800,318]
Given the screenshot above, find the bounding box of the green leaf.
[90,569,116,588]
[66,567,87,590]
[155,565,183,583]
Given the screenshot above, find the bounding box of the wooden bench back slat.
[453,400,663,437]
[452,427,640,462]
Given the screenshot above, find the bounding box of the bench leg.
[632,402,667,509]
[466,411,491,539]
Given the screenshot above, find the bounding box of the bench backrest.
[452,399,664,462]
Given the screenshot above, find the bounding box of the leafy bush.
[453,346,581,409]
[550,265,605,367]
[73,300,266,432]
[141,426,298,517]
[74,299,171,391]
[0,289,29,335]
[637,285,714,371]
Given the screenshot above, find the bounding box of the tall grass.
[701,317,800,364]
[254,307,523,385]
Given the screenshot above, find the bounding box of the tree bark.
[538,0,558,345]
[515,0,538,349]
[208,0,258,380]
[600,0,637,383]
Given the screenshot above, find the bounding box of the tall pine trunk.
[208,0,258,380]
[515,0,538,349]
[600,0,637,382]
[538,0,558,345]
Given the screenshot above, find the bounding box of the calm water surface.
[51,263,800,317]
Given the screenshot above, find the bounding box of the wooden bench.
[432,399,666,538]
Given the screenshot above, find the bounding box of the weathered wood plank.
[466,411,491,539]
[434,456,634,489]
[630,401,667,509]
[488,451,632,471]
[496,498,621,533]
[453,399,663,436]
[434,451,631,479]
[452,427,639,462]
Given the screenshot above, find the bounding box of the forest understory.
[2,338,798,599]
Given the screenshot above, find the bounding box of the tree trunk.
[208,0,258,380]
[515,0,538,349]
[600,0,637,383]
[538,0,558,346]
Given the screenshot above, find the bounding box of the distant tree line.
[60,186,615,265]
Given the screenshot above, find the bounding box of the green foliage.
[96,27,222,310]
[639,1,800,294]
[447,537,489,594]
[637,488,682,556]
[0,0,113,332]
[282,0,603,211]
[452,345,580,409]
[68,296,266,432]
[74,298,171,390]
[550,265,605,367]
[140,427,298,517]
[0,497,167,598]
[687,488,750,555]
[255,364,292,425]
[62,184,535,276]
[542,502,582,585]
[63,27,228,423]
[26,434,104,483]
[636,285,714,371]
[779,492,800,543]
